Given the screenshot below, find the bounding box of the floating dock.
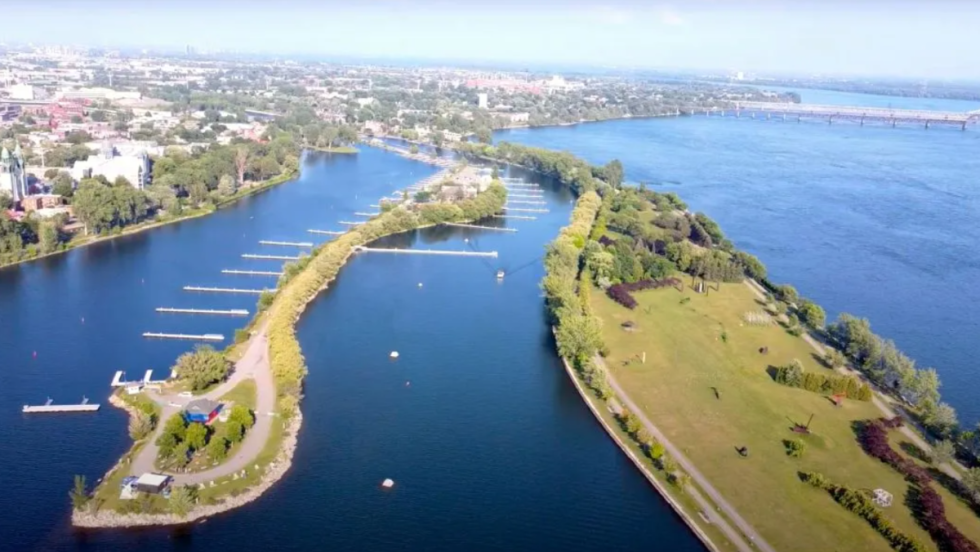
[354,246,498,258]
[339,221,363,226]
[443,222,517,232]
[258,240,313,248]
[369,204,381,208]
[503,207,549,213]
[23,397,100,414]
[308,229,344,236]
[156,307,250,316]
[506,200,547,205]
[143,332,225,341]
[183,286,273,294]
[354,212,380,217]
[508,193,544,198]
[242,253,301,261]
[221,269,282,276]
[493,214,537,220]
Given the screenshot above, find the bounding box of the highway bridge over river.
[699,101,980,129]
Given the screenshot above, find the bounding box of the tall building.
[477,93,488,109]
[0,144,28,204]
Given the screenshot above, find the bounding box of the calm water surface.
[1,149,704,550]
[499,88,980,423]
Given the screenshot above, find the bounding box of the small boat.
[382,478,395,489]
[390,351,400,359]
[496,270,505,280]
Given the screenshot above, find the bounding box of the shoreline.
[0,167,299,273]
[559,356,723,552]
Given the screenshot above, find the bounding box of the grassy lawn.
[197,414,288,503]
[219,379,257,409]
[590,280,980,552]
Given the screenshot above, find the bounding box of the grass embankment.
[589,280,980,552]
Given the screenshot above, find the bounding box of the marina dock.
[506,200,547,205]
[221,269,283,276]
[23,397,100,414]
[143,332,225,341]
[354,246,498,258]
[354,212,380,217]
[339,221,363,226]
[258,240,313,247]
[308,229,344,236]
[443,222,517,232]
[242,253,301,261]
[503,207,550,213]
[183,286,273,294]
[493,214,537,220]
[156,307,250,316]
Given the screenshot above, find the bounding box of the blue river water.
[497,88,980,425]
[0,149,704,550]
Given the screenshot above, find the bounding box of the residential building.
[477,93,488,109]
[70,142,150,189]
[184,399,222,424]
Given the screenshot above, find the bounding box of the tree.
[931,439,956,466]
[555,314,604,362]
[163,412,187,441]
[69,475,89,511]
[128,410,154,440]
[52,172,74,198]
[206,435,228,462]
[37,222,60,254]
[409,144,419,154]
[113,175,132,188]
[70,114,83,124]
[229,404,255,430]
[235,146,249,186]
[603,159,624,187]
[217,174,236,197]
[924,401,959,437]
[0,191,12,210]
[90,110,108,122]
[796,299,826,328]
[185,422,208,451]
[226,420,245,444]
[174,345,230,391]
[963,467,980,501]
[168,485,196,518]
[475,127,492,144]
[337,125,358,144]
[824,349,847,369]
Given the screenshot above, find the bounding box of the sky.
[5,1,980,79]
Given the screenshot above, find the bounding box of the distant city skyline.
[4,0,980,79]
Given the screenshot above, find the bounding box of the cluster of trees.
[36,144,94,167]
[156,405,254,469]
[826,314,950,436]
[0,211,69,265]
[414,183,507,225]
[616,407,689,488]
[860,420,980,552]
[300,122,358,149]
[72,178,151,235]
[773,359,872,400]
[543,191,604,364]
[459,141,610,195]
[799,471,925,552]
[173,346,231,391]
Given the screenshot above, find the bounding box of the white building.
[0,145,28,203]
[477,93,488,109]
[70,142,150,189]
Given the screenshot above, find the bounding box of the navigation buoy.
[382,478,395,489]
[418,282,423,288]
[390,351,399,359]
[32,351,37,358]
[81,317,85,324]
[406,381,411,387]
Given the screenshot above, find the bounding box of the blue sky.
[5,1,980,79]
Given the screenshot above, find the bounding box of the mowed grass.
[590,280,980,552]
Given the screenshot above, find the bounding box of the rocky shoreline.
[72,410,303,528]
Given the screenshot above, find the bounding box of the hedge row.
[606,277,682,309]
[773,360,873,401]
[799,471,925,552]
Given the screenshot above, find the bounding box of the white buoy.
[418,283,423,288]
[390,351,399,359]
[382,478,395,489]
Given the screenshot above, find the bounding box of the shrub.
[605,278,682,309]
[784,439,806,458]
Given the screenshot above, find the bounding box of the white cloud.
[660,9,684,26]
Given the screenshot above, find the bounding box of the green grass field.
[590,280,980,552]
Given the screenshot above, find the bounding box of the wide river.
[499,88,980,424]
[1,148,703,550]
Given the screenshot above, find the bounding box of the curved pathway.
[595,354,776,552]
[129,326,276,485]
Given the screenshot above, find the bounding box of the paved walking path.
[742,279,961,480]
[595,354,776,552]
[129,325,276,485]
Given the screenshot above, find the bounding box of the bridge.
[712,101,980,130]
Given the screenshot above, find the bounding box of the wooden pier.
[242,253,301,261]
[503,207,550,213]
[183,286,273,294]
[156,307,250,316]
[493,214,537,220]
[354,246,498,258]
[258,240,313,247]
[143,332,225,341]
[443,222,517,232]
[23,397,100,414]
[221,269,283,276]
[308,229,344,236]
